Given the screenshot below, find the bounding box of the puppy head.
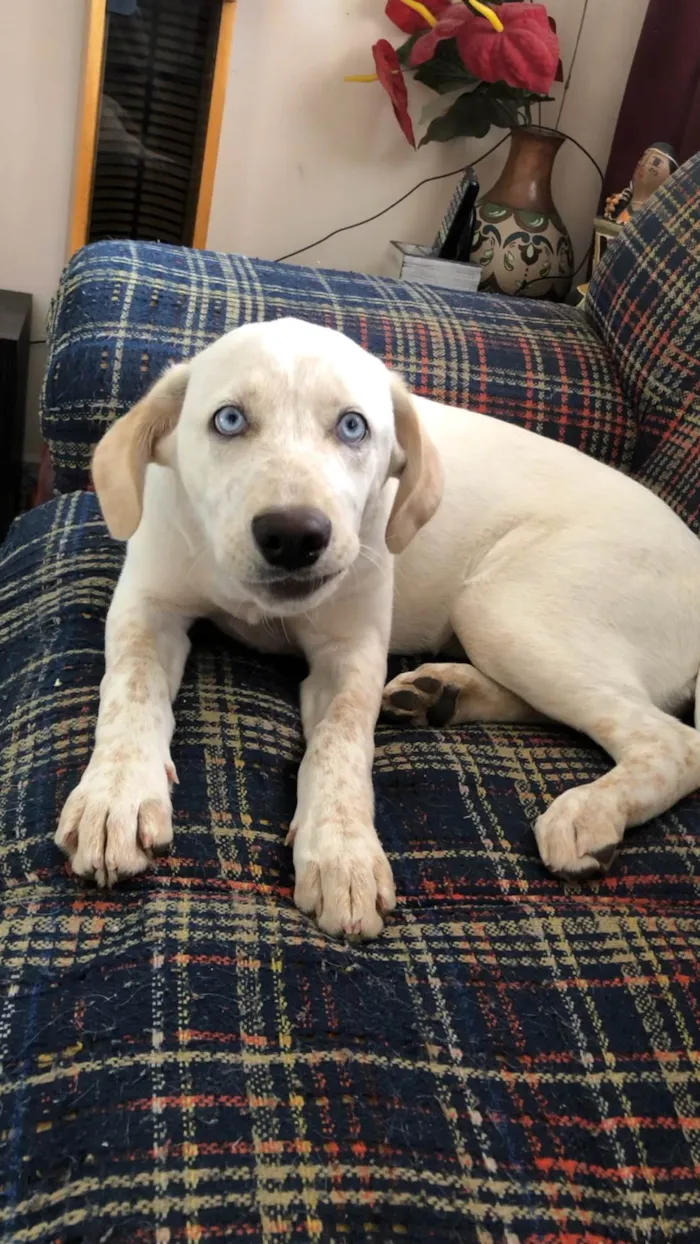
[93,318,442,615]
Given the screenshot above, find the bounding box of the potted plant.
[348,0,573,299]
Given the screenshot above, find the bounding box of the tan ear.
[92,363,190,540]
[385,376,443,555]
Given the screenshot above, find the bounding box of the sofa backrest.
[41,240,633,498]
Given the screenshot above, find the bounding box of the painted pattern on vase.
[470,126,574,300]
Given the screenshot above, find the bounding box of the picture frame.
[592,217,624,269]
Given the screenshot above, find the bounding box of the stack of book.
[389,242,482,292]
[388,165,482,293]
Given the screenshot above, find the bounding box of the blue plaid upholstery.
[2,493,700,1242]
[42,241,634,496]
[588,152,700,533]
[1,157,699,1240]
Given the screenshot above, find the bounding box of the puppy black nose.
[252,507,332,571]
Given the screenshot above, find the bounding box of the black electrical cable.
[512,131,604,296]
[274,134,510,263]
[274,129,603,267]
[555,0,590,131]
[557,129,604,185]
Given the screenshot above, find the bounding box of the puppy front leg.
[56,582,190,886]
[291,632,395,940]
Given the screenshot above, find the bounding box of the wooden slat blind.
[87,0,224,247]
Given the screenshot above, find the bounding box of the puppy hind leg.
[534,700,700,879]
[382,661,541,726]
[383,585,541,726]
[445,590,700,880]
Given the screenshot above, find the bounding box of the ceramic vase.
[470,125,574,300]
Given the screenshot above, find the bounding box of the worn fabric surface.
[588,152,700,533]
[41,240,634,497]
[2,493,700,1243]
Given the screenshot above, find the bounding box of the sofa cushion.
[2,495,700,1241]
[632,396,700,535]
[587,153,700,533]
[41,241,634,496]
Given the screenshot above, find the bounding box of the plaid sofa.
[1,154,699,1243]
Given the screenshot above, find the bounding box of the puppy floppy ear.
[385,375,443,555]
[92,362,190,541]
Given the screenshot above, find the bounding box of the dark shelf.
[0,290,32,539]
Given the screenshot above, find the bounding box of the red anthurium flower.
[409,6,466,63]
[412,3,561,97]
[385,0,451,36]
[373,39,416,147]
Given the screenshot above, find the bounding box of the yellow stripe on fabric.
[543,913,648,1217]
[267,904,323,1237]
[3,1044,699,1102]
[4,1174,694,1243]
[623,913,700,1167]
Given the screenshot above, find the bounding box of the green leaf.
[418,91,466,128]
[482,81,554,106]
[419,85,523,145]
[412,39,478,95]
[395,35,420,68]
[420,90,489,145]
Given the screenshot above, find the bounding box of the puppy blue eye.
[337,411,368,445]
[213,405,247,437]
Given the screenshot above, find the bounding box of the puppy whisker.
[359,543,384,573]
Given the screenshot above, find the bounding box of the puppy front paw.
[290,820,395,940]
[56,748,175,887]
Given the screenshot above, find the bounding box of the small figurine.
[604,143,679,223]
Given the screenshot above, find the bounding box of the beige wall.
[0,0,86,461]
[208,0,651,278]
[3,0,649,459]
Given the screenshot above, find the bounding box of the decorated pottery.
[470,125,573,300]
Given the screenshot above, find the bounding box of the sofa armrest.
[586,153,700,535]
[587,154,700,469]
[42,240,633,495]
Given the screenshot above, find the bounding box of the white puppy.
[56,319,700,939]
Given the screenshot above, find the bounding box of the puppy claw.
[552,863,602,883]
[589,843,618,870]
[535,783,625,883]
